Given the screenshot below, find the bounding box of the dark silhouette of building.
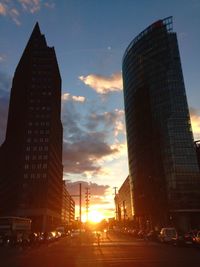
[0,23,63,231]
[122,17,200,231]
[195,140,200,170]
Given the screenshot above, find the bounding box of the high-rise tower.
[0,23,63,231]
[122,17,200,231]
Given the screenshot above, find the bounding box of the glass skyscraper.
[122,17,200,231]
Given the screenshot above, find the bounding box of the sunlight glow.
[82,210,105,223]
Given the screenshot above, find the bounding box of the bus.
[0,217,31,245]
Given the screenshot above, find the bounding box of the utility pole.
[85,187,90,222]
[113,187,118,220]
[71,183,82,229]
[79,183,82,224]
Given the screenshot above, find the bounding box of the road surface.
[1,231,200,267]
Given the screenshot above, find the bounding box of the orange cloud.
[0,0,55,25]
[79,72,122,94]
[0,3,6,15]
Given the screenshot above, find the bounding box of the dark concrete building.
[0,23,63,231]
[122,17,200,231]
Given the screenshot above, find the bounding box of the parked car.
[70,230,80,238]
[183,231,196,246]
[171,230,186,246]
[193,231,200,247]
[159,227,177,243]
[146,230,159,242]
[137,230,147,239]
[130,229,139,238]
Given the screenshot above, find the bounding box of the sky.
[0,0,200,220]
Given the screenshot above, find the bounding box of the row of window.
[26,146,49,151]
[32,77,52,82]
[29,91,52,97]
[26,137,49,143]
[31,84,52,89]
[25,154,48,161]
[24,163,48,170]
[24,173,47,179]
[28,121,50,126]
[27,129,50,135]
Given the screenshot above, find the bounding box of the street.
[1,231,200,267]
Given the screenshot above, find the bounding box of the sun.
[88,210,104,223]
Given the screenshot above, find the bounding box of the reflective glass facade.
[123,17,200,230]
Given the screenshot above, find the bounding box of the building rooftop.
[123,16,173,62]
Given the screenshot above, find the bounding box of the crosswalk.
[68,238,159,247]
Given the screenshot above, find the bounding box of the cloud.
[0,3,6,15]
[61,97,126,176]
[0,54,6,63]
[65,180,109,196]
[79,72,122,94]
[18,0,40,13]
[62,93,85,103]
[0,0,55,25]
[63,132,118,174]
[64,180,110,206]
[190,107,200,140]
[44,1,55,9]
[85,109,125,138]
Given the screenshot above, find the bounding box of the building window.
[32,164,36,169]
[43,163,47,169]
[37,163,42,169]
[24,164,29,169]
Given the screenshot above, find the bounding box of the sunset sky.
[0,0,200,220]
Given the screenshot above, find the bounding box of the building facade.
[122,17,200,231]
[114,176,132,222]
[0,23,63,231]
[62,181,75,226]
[195,140,200,170]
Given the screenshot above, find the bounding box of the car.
[137,230,147,239]
[193,231,200,247]
[70,230,80,238]
[184,231,196,246]
[159,227,177,243]
[171,230,185,246]
[146,230,159,242]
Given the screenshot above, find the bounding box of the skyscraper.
[122,17,200,231]
[0,23,63,231]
